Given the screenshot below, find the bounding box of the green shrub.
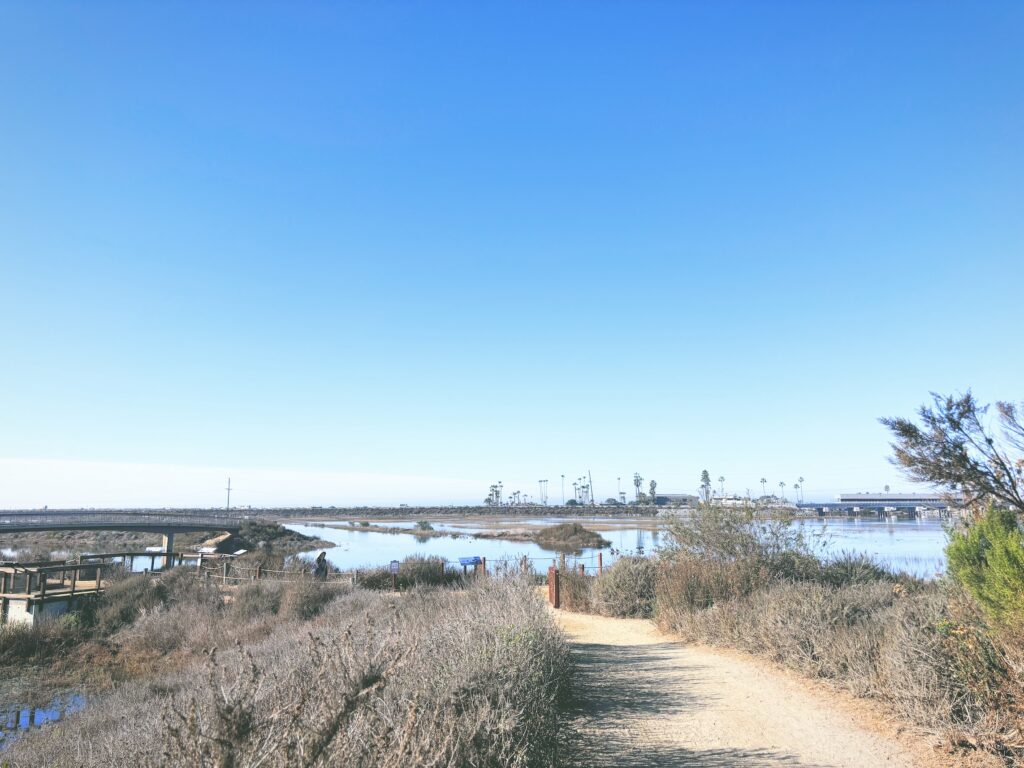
[947,506,1024,629]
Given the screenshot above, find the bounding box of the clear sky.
[1,2,1022,508]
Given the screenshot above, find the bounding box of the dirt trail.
[555,610,941,768]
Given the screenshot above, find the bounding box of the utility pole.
[588,470,596,506]
[225,478,232,512]
[560,474,565,505]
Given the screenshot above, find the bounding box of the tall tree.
[798,476,805,502]
[718,476,725,496]
[778,481,786,501]
[881,392,1024,516]
[649,479,657,504]
[760,477,768,497]
[700,470,712,504]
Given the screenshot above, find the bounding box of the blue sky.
[1,2,1022,507]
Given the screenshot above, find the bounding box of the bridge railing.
[0,512,247,529]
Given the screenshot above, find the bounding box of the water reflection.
[0,694,85,750]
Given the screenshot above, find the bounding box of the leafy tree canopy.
[881,391,1024,516]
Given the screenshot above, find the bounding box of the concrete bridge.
[0,510,247,560]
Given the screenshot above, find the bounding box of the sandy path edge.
[553,609,989,768]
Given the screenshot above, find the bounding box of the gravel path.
[555,610,934,768]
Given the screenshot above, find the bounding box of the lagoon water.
[285,515,949,579]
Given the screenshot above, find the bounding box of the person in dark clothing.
[313,551,329,581]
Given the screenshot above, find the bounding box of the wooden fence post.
[578,563,585,576]
[481,557,487,575]
[598,552,603,575]
[254,564,262,581]
[547,566,560,609]
[96,566,103,591]
[222,561,230,585]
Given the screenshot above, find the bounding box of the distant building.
[836,493,951,505]
[655,493,700,506]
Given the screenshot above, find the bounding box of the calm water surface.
[286,515,949,578]
[0,695,84,751]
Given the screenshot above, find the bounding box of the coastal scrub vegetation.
[559,505,1024,762]
[3,573,569,767]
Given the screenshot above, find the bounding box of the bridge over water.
[0,510,247,559]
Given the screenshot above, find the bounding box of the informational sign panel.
[390,560,400,574]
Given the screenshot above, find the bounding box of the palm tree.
[760,477,767,497]
[793,483,800,502]
[798,476,805,502]
[778,481,786,501]
[718,476,726,496]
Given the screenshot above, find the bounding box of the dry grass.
[4,576,570,768]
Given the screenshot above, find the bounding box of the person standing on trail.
[313,551,329,581]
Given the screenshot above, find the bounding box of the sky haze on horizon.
[1,2,1022,508]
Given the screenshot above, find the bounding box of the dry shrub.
[280,580,348,620]
[0,615,82,664]
[91,575,169,636]
[5,578,570,768]
[356,555,463,591]
[232,581,283,619]
[655,555,768,615]
[592,556,656,618]
[658,577,1024,759]
[559,568,593,613]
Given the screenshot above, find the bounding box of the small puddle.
[0,694,85,750]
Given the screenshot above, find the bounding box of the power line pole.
[225,478,232,512]
[560,474,565,505]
